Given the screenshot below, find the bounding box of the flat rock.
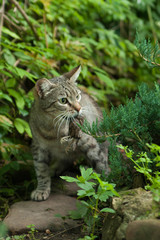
[3,193,78,235]
[126,219,160,240]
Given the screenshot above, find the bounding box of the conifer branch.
[139,53,160,67]
[134,31,160,68]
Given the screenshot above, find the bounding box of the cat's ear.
[35,78,56,98]
[63,65,81,82]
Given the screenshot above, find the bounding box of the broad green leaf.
[60,176,79,183]
[80,166,93,180]
[14,118,32,137]
[14,118,24,134]
[2,26,20,39]
[0,115,13,131]
[3,50,16,66]
[95,72,115,90]
[100,208,115,213]
[0,222,8,238]
[6,79,16,88]
[0,92,13,103]
[7,89,25,110]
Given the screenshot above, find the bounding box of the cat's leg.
[31,144,51,201]
[77,133,110,175]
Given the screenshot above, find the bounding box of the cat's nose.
[73,102,81,112]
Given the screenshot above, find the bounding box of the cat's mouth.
[69,111,80,119]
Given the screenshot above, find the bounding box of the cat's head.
[35,65,82,119]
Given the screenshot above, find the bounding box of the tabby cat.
[29,66,110,201]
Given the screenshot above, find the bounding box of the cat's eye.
[59,98,68,104]
[76,94,81,101]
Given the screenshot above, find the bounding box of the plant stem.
[10,0,39,40]
[133,130,149,151]
[91,198,99,236]
[0,0,5,52]
[147,5,157,42]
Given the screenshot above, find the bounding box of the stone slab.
[3,193,78,234]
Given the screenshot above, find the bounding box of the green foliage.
[80,83,160,148]
[119,143,160,202]
[1,0,160,218]
[61,166,119,238]
[135,31,160,68]
[0,224,38,240]
[0,222,8,238]
[78,83,160,186]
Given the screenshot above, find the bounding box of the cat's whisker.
[54,111,68,128]
[53,112,66,124]
[81,109,102,119]
[56,111,70,137]
[65,114,70,129]
[57,116,67,137]
[54,115,65,129]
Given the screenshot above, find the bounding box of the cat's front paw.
[31,188,50,201]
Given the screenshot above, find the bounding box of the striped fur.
[29,66,109,201]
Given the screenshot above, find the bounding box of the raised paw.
[31,188,50,201]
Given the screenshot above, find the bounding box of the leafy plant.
[26,224,38,240]
[61,166,119,239]
[0,0,160,219]
[118,143,160,202]
[0,222,8,238]
[77,83,160,186]
[0,224,38,240]
[79,83,160,148]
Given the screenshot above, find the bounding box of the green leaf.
[14,118,32,137]
[80,166,93,180]
[69,201,88,219]
[14,67,37,82]
[0,91,13,103]
[95,72,115,90]
[3,50,16,66]
[2,26,20,39]
[60,176,79,183]
[0,222,8,238]
[14,118,24,134]
[7,89,25,110]
[6,79,16,88]
[100,208,115,213]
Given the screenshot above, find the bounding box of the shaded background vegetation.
[0,0,160,217]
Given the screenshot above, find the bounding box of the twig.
[6,12,19,24]
[43,12,48,48]
[139,53,160,67]
[0,0,6,52]
[4,14,25,31]
[10,0,39,40]
[46,223,83,239]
